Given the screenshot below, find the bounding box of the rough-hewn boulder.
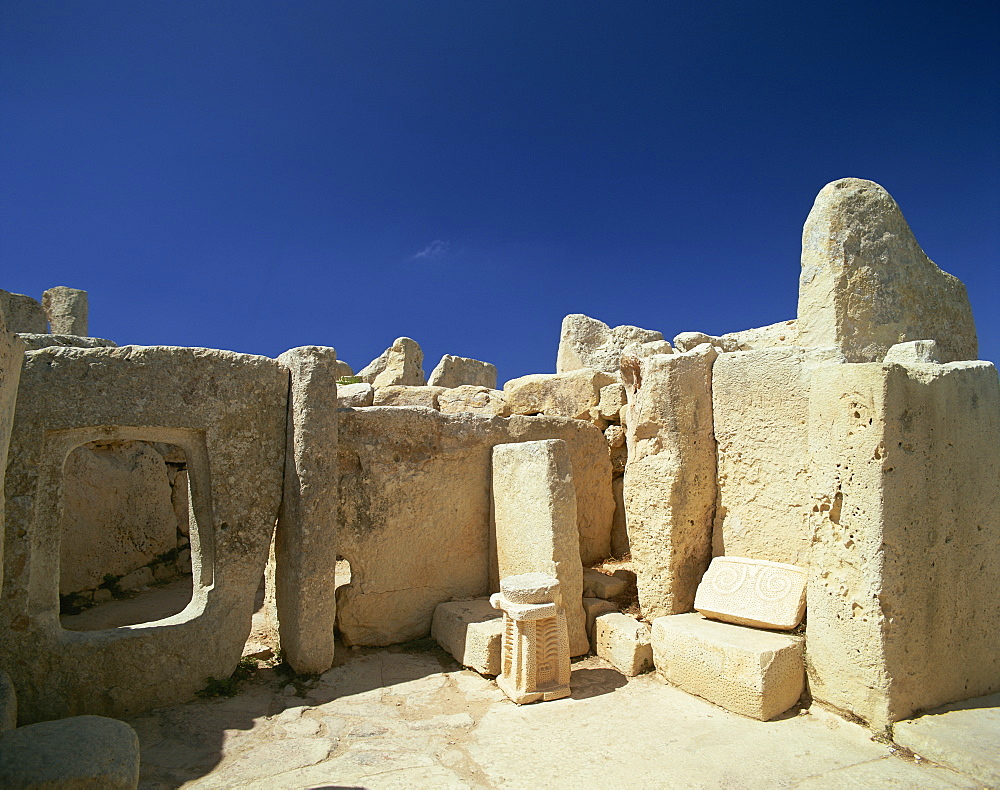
[357,337,426,387]
[428,355,498,389]
[557,314,664,376]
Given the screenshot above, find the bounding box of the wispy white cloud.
[413,239,450,260]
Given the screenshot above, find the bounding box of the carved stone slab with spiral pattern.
[694,557,806,630]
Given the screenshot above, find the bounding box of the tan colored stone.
[595,612,653,676]
[598,383,626,421]
[504,368,615,421]
[883,339,941,364]
[42,286,88,336]
[337,381,374,407]
[673,331,717,352]
[694,556,806,630]
[623,344,717,619]
[492,440,587,656]
[0,715,140,789]
[118,565,154,591]
[431,598,503,676]
[583,568,627,600]
[806,359,1000,729]
[428,355,498,389]
[557,314,664,376]
[622,339,674,359]
[1,345,287,722]
[372,384,445,408]
[334,359,354,378]
[16,334,116,350]
[0,290,46,334]
[797,178,977,363]
[59,440,177,594]
[651,613,804,721]
[437,385,510,417]
[275,347,339,675]
[719,320,798,352]
[357,337,426,387]
[610,475,628,557]
[583,597,618,645]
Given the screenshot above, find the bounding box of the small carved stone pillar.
[490,572,571,704]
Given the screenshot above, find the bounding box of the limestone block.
[797,178,977,363]
[806,360,1000,729]
[694,557,806,630]
[610,475,629,557]
[718,320,798,352]
[0,671,15,732]
[334,359,354,377]
[437,385,510,417]
[583,597,618,645]
[337,382,374,407]
[598,383,626,420]
[431,598,503,676]
[712,347,842,566]
[0,290,46,334]
[42,286,88,336]
[16,334,116,350]
[884,339,941,364]
[557,314,664,376]
[492,440,588,656]
[275,347,339,675]
[651,613,804,721]
[336,409,613,646]
[504,368,615,421]
[672,331,716,352]
[0,314,24,592]
[59,440,177,595]
[372,385,445,409]
[623,344,718,619]
[428,355,498,389]
[595,612,653,676]
[1,345,287,722]
[583,568,627,600]
[117,566,153,591]
[357,337,426,387]
[0,715,140,789]
[622,339,674,359]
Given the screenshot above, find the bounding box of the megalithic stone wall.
[0,308,25,591]
[275,346,339,675]
[623,343,717,620]
[806,359,1000,729]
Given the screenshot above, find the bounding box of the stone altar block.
[694,556,806,631]
[490,573,571,704]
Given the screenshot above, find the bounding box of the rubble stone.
[557,314,664,376]
[357,337,426,387]
[437,385,510,417]
[504,368,615,421]
[372,385,445,409]
[583,568,627,600]
[595,612,653,676]
[583,597,619,645]
[884,339,941,364]
[336,382,374,408]
[428,355,498,389]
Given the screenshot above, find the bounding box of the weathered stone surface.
[623,344,718,619]
[337,409,613,647]
[884,339,941,364]
[712,347,842,566]
[0,715,140,789]
[806,360,1000,729]
[673,332,716,352]
[583,597,618,645]
[275,347,339,675]
[492,440,587,656]
[59,440,177,595]
[17,334,116,351]
[0,312,24,592]
[797,178,977,363]
[437,385,510,417]
[694,556,807,631]
[431,598,503,676]
[0,290,46,334]
[0,671,15,733]
[582,568,627,600]
[428,355,498,389]
[597,383,626,421]
[595,612,653,676]
[357,337,426,387]
[610,475,629,557]
[336,382,374,407]
[1,345,287,722]
[504,368,615,421]
[652,613,804,721]
[720,321,798,352]
[334,359,354,378]
[557,314,664,376]
[117,566,154,591]
[622,339,674,359]
[42,286,88,336]
[372,385,445,409]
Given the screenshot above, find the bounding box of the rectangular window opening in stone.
[59,440,195,631]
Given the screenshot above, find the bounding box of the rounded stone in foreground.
[500,572,560,604]
[0,715,140,789]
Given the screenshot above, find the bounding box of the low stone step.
[431,598,503,676]
[595,612,653,676]
[583,568,628,600]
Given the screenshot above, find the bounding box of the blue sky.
[2,2,997,383]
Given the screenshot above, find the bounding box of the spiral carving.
[710,562,747,595]
[754,568,794,601]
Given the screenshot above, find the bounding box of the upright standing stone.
[623,344,717,619]
[492,440,588,656]
[357,337,426,387]
[42,286,89,335]
[428,354,498,389]
[275,347,339,675]
[0,308,24,591]
[0,290,46,334]
[557,313,664,376]
[490,573,571,704]
[797,178,977,363]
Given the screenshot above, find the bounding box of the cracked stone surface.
[128,641,988,789]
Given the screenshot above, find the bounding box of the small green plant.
[337,376,362,385]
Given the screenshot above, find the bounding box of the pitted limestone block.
[432,599,503,676]
[0,671,16,732]
[883,339,941,364]
[583,597,618,645]
[694,557,806,631]
[557,314,664,376]
[651,613,804,721]
[583,568,627,600]
[357,337,425,387]
[437,386,510,417]
[372,385,445,409]
[595,613,653,676]
[0,715,140,789]
[428,355,498,389]
[718,321,798,352]
[501,572,561,605]
[503,369,616,421]
[597,384,627,421]
[0,290,46,334]
[337,382,374,408]
[42,286,88,336]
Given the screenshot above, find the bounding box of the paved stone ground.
[126,640,994,789]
